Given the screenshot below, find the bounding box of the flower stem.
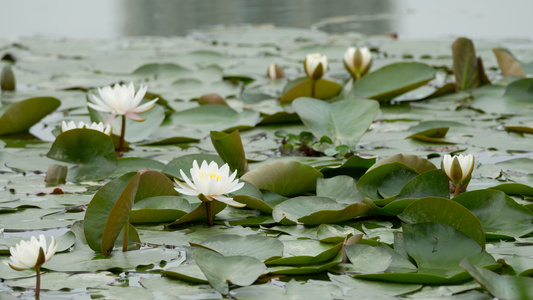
[122,223,129,252]
[206,202,213,227]
[118,115,126,153]
[311,79,316,98]
[35,266,41,298]
[453,183,461,197]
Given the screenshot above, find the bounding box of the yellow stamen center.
[200,172,223,182]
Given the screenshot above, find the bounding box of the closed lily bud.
[441,154,474,185]
[267,63,285,79]
[344,47,372,79]
[304,53,328,80]
[1,65,16,91]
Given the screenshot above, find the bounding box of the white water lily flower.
[5,235,57,271]
[304,53,328,80]
[441,154,475,184]
[174,160,245,207]
[61,121,112,135]
[88,82,158,123]
[343,47,372,78]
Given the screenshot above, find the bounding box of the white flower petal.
[213,195,246,207]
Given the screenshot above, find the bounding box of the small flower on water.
[88,82,158,123]
[304,53,328,80]
[5,234,57,271]
[441,154,475,185]
[174,160,245,207]
[61,120,112,135]
[343,47,372,78]
[267,63,285,79]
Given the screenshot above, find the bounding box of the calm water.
[0,0,532,40]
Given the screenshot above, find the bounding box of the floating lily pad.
[355,223,497,284]
[241,161,323,197]
[350,62,435,101]
[398,197,485,248]
[191,234,283,262]
[0,97,60,135]
[272,196,370,225]
[83,172,140,255]
[279,77,343,102]
[192,248,267,295]
[292,97,379,148]
[46,128,117,182]
[265,239,342,266]
[453,189,533,239]
[130,196,190,224]
[168,104,261,133]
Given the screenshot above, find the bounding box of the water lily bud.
[344,47,372,79]
[267,63,285,79]
[1,65,16,91]
[304,53,328,80]
[441,154,474,185]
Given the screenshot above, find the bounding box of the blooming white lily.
[61,121,112,135]
[441,154,474,185]
[5,235,57,297]
[5,235,57,271]
[344,47,372,79]
[175,160,245,208]
[88,82,158,123]
[304,53,328,80]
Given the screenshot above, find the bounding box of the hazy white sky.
[0,0,531,40]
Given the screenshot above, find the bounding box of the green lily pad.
[461,258,533,299]
[357,162,418,201]
[168,104,261,133]
[0,97,60,135]
[398,197,485,249]
[83,172,140,255]
[265,239,342,266]
[350,62,435,101]
[317,224,362,243]
[241,161,323,197]
[210,130,249,177]
[316,175,363,204]
[230,181,274,214]
[268,252,343,275]
[192,248,267,295]
[344,244,393,273]
[134,170,179,202]
[230,277,344,299]
[406,127,455,144]
[452,37,490,90]
[191,234,283,262]
[46,128,117,182]
[292,97,379,148]
[279,77,343,103]
[320,155,376,180]
[453,189,533,239]
[130,196,190,224]
[355,223,497,284]
[272,196,370,225]
[168,201,227,226]
[161,264,209,284]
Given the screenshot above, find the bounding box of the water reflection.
[122,0,395,36]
